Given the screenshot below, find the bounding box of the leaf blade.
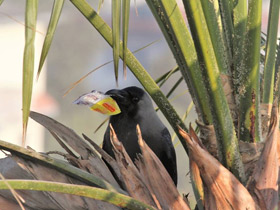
[112,0,121,84]
[0,180,156,210]
[122,0,130,78]
[262,0,280,105]
[238,0,262,142]
[22,0,38,145]
[37,0,65,80]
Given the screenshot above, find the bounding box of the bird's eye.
[132,97,139,103]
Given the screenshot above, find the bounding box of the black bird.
[103,86,177,185]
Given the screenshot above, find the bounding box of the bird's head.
[105,86,154,117]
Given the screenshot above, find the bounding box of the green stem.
[183,0,245,182]
[262,0,280,106]
[239,0,262,142]
[0,180,156,210]
[145,0,213,125]
[200,0,230,74]
[219,0,234,60]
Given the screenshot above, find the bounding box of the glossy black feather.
[102,86,177,185]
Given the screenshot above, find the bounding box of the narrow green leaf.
[183,0,245,182]
[219,0,234,57]
[239,0,262,142]
[262,0,280,105]
[0,174,25,209]
[37,0,64,80]
[0,180,156,210]
[155,76,184,112]
[184,101,193,122]
[70,0,190,154]
[97,0,104,14]
[200,0,230,74]
[155,66,179,84]
[22,0,38,145]
[0,0,4,6]
[112,0,121,84]
[166,77,183,99]
[132,39,161,54]
[122,0,130,78]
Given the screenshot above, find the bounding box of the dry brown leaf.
[136,125,190,210]
[108,124,190,210]
[178,126,258,210]
[82,133,123,185]
[30,111,92,159]
[248,107,279,210]
[109,124,158,208]
[30,111,119,187]
[0,157,59,210]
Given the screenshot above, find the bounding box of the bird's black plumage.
[102,86,177,185]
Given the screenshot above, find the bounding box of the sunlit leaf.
[183,0,245,182]
[262,0,280,105]
[112,0,121,84]
[22,0,38,145]
[97,0,104,14]
[147,0,213,127]
[37,0,64,80]
[122,0,130,79]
